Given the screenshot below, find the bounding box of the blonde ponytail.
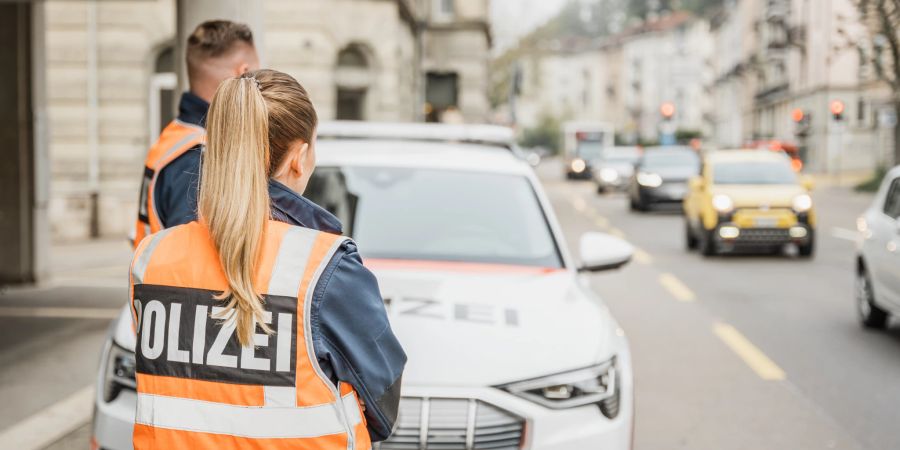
[200,76,273,346]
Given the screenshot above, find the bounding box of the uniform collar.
[269,180,343,235]
[177,91,210,127]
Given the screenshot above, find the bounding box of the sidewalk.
[0,237,132,450]
[4,238,132,293]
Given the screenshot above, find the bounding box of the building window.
[335,44,372,121]
[425,72,459,123]
[857,98,867,124]
[433,0,455,20]
[149,45,176,141]
[337,46,367,68]
[336,89,366,121]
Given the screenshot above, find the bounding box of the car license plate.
[754,217,778,227]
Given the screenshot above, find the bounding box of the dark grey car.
[627,147,700,211]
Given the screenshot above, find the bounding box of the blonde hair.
[200,70,318,346]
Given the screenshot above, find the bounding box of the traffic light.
[830,100,845,121]
[660,102,675,120]
[792,108,811,137]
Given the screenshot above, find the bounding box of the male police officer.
[134,20,259,245]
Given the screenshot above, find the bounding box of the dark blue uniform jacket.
[153,93,406,442]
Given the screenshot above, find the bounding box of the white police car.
[856,165,900,329]
[93,122,635,450]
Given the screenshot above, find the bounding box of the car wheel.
[700,228,717,256]
[685,218,698,250]
[857,267,888,329]
[798,231,815,258]
[597,185,607,195]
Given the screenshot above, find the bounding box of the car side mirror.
[688,177,703,191]
[578,232,634,272]
[801,175,815,191]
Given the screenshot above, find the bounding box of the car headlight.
[712,194,734,213]
[793,194,812,212]
[571,159,586,173]
[636,172,662,187]
[498,358,620,417]
[103,341,136,403]
[599,168,619,182]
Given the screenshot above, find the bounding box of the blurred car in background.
[855,166,900,329]
[521,145,551,167]
[627,146,700,211]
[683,150,816,257]
[593,146,642,193]
[563,121,614,180]
[93,122,636,450]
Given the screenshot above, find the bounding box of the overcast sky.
[491,0,568,54]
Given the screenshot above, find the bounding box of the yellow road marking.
[608,227,626,238]
[594,216,610,228]
[658,273,695,302]
[713,322,786,381]
[633,248,653,265]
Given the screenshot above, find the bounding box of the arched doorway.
[335,43,374,121]
[149,45,177,140]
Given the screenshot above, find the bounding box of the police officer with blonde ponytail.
[129,69,406,449]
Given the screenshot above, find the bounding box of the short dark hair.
[186,20,254,73]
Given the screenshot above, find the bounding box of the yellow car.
[683,150,816,257]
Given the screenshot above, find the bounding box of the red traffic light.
[660,102,676,118]
[830,100,845,117]
[791,108,805,123]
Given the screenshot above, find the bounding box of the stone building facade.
[43,0,491,241]
[498,12,712,144]
[712,0,892,173]
[619,12,713,143]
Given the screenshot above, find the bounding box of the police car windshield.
[713,161,798,185]
[305,167,563,268]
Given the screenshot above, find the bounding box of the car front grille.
[375,397,525,450]
[737,228,791,243]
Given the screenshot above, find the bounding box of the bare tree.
[858,0,900,165]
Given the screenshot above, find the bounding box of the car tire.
[798,231,815,258]
[685,218,698,250]
[597,185,607,195]
[700,228,717,256]
[857,267,888,329]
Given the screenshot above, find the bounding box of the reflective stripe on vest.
[132,120,205,247]
[129,222,369,450]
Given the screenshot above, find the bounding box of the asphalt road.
[1,163,896,450]
[541,162,899,450]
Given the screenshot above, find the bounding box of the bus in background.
[563,121,615,180]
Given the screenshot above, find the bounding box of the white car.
[856,166,900,329]
[93,122,635,450]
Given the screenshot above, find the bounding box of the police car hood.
[371,263,619,386]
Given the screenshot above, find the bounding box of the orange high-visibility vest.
[129,221,371,450]
[133,120,206,247]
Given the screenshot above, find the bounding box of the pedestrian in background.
[129,69,406,449]
[133,19,259,246]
